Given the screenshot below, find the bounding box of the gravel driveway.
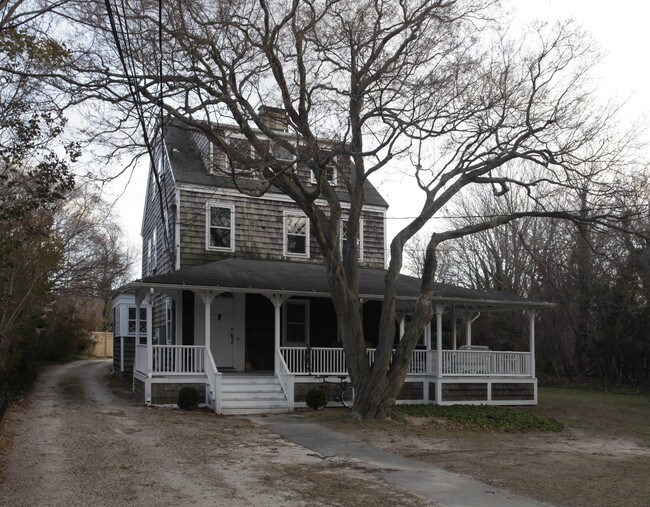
[0,360,429,506]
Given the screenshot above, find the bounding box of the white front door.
[211,299,235,370]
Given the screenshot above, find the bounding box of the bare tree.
[52,186,137,329]
[47,0,645,417]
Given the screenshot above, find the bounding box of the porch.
[125,258,546,413]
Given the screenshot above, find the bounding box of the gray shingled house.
[115,111,549,414]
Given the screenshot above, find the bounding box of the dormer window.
[310,153,337,185]
[227,136,253,171]
[206,203,235,252]
[272,141,295,162]
[284,211,309,257]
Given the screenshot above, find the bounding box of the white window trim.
[147,237,152,276]
[310,159,337,185]
[127,306,148,338]
[283,210,310,258]
[271,140,296,162]
[205,202,236,252]
[282,299,310,346]
[152,228,158,271]
[341,218,364,262]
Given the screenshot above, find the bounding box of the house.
[115,108,550,414]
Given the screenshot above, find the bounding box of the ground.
[304,387,650,507]
[2,361,648,506]
[0,360,429,506]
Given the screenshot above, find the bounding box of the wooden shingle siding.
[151,382,206,405]
[442,383,488,401]
[491,383,534,401]
[398,381,424,400]
[133,378,145,402]
[178,186,385,268]
[141,147,178,277]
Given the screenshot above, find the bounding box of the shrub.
[177,386,201,410]
[305,387,327,409]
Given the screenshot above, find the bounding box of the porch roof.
[131,258,551,311]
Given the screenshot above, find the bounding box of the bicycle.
[315,375,354,408]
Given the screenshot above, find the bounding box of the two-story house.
[115,108,549,414]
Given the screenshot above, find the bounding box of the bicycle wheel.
[315,385,329,408]
[340,385,353,408]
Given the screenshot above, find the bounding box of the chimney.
[258,105,288,132]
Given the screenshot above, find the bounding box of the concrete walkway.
[253,414,547,507]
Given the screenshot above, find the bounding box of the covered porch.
[124,258,548,413]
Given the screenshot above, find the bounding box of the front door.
[211,299,235,370]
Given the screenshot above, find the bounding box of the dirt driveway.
[0,360,428,506]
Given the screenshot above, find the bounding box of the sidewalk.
[252,414,548,507]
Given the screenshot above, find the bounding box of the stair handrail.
[204,347,222,414]
[275,348,294,411]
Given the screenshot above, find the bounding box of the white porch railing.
[279,347,532,377]
[280,347,433,376]
[152,345,205,374]
[204,348,221,413]
[441,350,532,376]
[275,349,295,411]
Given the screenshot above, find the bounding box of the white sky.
[110,0,650,272]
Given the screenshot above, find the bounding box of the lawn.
[303,386,650,507]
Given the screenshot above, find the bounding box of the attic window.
[310,153,337,185]
[272,142,294,162]
[227,136,253,171]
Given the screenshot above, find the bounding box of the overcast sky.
[110,0,650,274]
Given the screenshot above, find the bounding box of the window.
[114,307,120,335]
[206,203,235,252]
[284,212,309,257]
[272,141,294,162]
[165,298,175,345]
[310,152,337,185]
[152,228,158,272]
[283,300,309,345]
[147,238,152,276]
[128,307,148,343]
[342,219,364,261]
[227,136,253,171]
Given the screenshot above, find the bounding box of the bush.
[394,404,564,432]
[177,386,201,410]
[305,387,327,409]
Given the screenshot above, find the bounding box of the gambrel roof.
[163,122,390,208]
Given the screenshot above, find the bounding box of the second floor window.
[342,219,364,261]
[207,204,235,252]
[284,212,309,257]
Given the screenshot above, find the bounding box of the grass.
[393,403,564,432]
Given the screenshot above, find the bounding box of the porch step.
[220,375,290,415]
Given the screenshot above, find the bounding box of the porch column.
[435,304,443,377]
[398,315,405,340]
[465,315,472,347]
[146,289,154,379]
[425,320,432,375]
[199,290,217,357]
[435,304,444,404]
[265,294,288,375]
[528,309,537,378]
[451,306,457,350]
